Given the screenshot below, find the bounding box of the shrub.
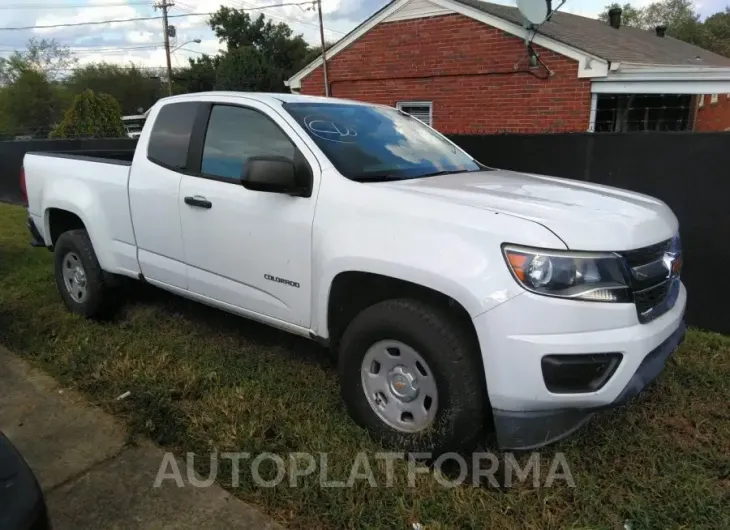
[50,89,125,138]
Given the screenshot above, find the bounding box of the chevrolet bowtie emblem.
[662,253,681,279]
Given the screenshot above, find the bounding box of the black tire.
[54,229,119,319]
[338,299,487,455]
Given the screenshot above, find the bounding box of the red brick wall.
[694,93,730,131]
[299,14,592,133]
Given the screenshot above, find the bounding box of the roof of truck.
[159,92,371,106]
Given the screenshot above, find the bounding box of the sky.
[0,0,725,70]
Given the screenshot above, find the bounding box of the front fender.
[312,225,534,339]
[311,172,568,338]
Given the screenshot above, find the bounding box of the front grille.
[634,280,671,316]
[621,239,671,268]
[619,238,679,324]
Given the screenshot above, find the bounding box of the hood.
[377,170,678,251]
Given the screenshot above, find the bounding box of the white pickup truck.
[23,92,686,452]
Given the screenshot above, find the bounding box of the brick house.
[287,0,730,133]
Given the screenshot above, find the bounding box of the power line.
[0,1,150,9]
[231,1,315,10]
[174,1,198,13]
[72,47,165,54]
[234,0,345,35]
[69,44,163,51]
[0,2,315,31]
[52,65,170,71]
[0,13,211,31]
[176,47,205,54]
[0,44,163,53]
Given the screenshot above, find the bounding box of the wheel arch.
[46,208,86,247]
[324,270,481,358]
[43,202,112,271]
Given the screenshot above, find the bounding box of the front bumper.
[492,322,685,449]
[473,282,687,450]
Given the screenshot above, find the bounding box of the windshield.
[283,102,481,181]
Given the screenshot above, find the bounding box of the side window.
[201,105,296,181]
[147,102,200,170]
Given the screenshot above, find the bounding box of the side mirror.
[241,156,303,196]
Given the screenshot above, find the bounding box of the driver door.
[178,101,317,328]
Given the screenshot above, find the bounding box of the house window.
[396,101,433,127]
[711,93,719,104]
[698,94,704,108]
[594,94,692,132]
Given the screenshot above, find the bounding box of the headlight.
[503,245,630,302]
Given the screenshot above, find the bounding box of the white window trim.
[711,93,719,104]
[699,94,704,107]
[587,93,598,132]
[396,101,433,126]
[591,68,730,94]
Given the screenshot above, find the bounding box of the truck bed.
[29,150,134,165]
[23,150,140,278]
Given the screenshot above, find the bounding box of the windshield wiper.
[352,168,485,182]
[416,169,480,178]
[350,173,405,182]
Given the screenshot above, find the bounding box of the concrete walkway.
[0,346,284,530]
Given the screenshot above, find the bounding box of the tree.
[703,8,730,58]
[173,54,219,94]
[214,46,283,92]
[642,0,704,44]
[598,3,645,27]
[208,8,312,90]
[65,63,163,115]
[0,69,61,138]
[304,41,336,65]
[0,87,10,137]
[0,38,76,85]
[50,89,125,139]
[599,0,730,57]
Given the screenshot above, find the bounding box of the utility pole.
[316,0,330,97]
[154,0,174,96]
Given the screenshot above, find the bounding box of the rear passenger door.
[129,101,203,289]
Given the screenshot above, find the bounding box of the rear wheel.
[338,299,487,454]
[54,229,119,319]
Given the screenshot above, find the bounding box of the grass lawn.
[1,202,728,529]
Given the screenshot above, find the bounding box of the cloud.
[2,0,721,69]
[125,30,157,44]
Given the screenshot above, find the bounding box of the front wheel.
[338,299,487,454]
[54,229,119,319]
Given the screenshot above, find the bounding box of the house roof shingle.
[454,0,730,67]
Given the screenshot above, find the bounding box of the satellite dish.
[517,0,549,25]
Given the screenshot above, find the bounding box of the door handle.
[184,196,212,209]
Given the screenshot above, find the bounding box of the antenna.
[517,0,549,26]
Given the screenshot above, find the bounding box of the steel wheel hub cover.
[361,340,438,433]
[61,252,88,303]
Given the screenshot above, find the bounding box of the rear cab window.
[147,101,201,170]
